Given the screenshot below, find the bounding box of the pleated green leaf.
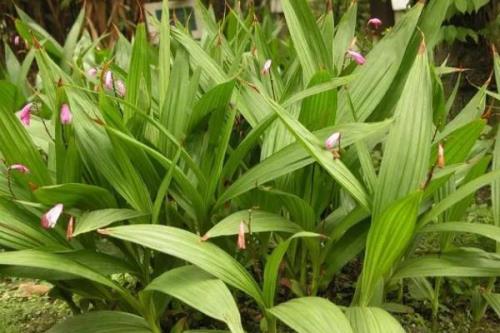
[359,191,423,305]
[393,248,500,279]
[332,2,357,72]
[337,4,423,123]
[268,297,353,333]
[218,120,391,206]
[420,169,500,227]
[146,266,243,333]
[262,96,370,210]
[34,183,117,210]
[46,311,151,333]
[203,210,302,239]
[103,225,264,306]
[372,46,432,219]
[345,307,405,333]
[281,0,330,81]
[73,209,148,236]
[420,222,500,243]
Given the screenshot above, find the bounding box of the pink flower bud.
[261,59,272,75]
[87,67,98,77]
[19,103,32,126]
[41,204,64,229]
[14,35,20,46]
[437,143,445,168]
[237,221,246,250]
[368,18,383,29]
[347,50,366,65]
[104,71,114,90]
[115,80,126,97]
[325,132,341,150]
[8,164,30,173]
[60,104,73,125]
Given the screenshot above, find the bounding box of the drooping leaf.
[345,307,405,333]
[73,209,148,236]
[46,311,151,333]
[146,266,244,333]
[268,297,353,333]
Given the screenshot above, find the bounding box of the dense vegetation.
[0,0,499,332]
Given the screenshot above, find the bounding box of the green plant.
[0,0,499,332]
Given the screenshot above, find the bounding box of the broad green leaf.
[262,96,370,210]
[73,209,148,236]
[34,183,117,210]
[62,7,85,71]
[102,225,264,306]
[337,4,423,123]
[268,297,353,333]
[146,266,243,333]
[0,81,52,186]
[372,47,432,218]
[332,2,357,72]
[124,23,151,121]
[46,311,151,333]
[359,191,423,305]
[203,210,302,239]
[393,248,500,279]
[281,0,330,81]
[299,71,336,130]
[0,250,138,309]
[218,120,391,207]
[420,169,500,226]
[420,222,500,243]
[345,307,405,333]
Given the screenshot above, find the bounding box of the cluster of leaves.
[0,0,500,332]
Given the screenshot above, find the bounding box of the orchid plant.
[0,0,499,332]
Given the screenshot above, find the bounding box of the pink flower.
[14,35,20,46]
[60,104,73,125]
[261,59,272,75]
[237,221,246,250]
[8,164,30,174]
[41,204,64,229]
[115,80,126,97]
[87,67,97,77]
[66,216,74,240]
[437,143,445,168]
[19,103,32,126]
[347,50,366,65]
[325,132,341,150]
[368,18,383,29]
[104,71,114,90]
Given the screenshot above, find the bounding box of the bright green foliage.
[0,0,497,331]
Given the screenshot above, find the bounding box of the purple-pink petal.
[41,204,64,229]
[347,50,366,65]
[19,103,33,126]
[60,104,73,125]
[8,164,30,174]
[368,18,382,29]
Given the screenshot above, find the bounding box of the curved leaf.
[268,297,353,333]
[34,183,117,210]
[203,210,302,239]
[73,208,148,236]
[102,225,264,306]
[146,266,243,333]
[345,307,404,333]
[46,311,151,333]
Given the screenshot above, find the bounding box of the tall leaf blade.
[372,44,432,218]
